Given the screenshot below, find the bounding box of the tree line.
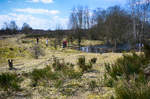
[69,0,150,50]
[0,21,32,35]
[1,0,150,50]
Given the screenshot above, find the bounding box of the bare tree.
[3,21,18,34]
[69,6,91,49]
[102,6,131,51]
[55,25,63,47]
[9,21,18,33]
[129,0,150,51]
[22,23,32,33]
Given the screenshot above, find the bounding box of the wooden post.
[8,59,13,70]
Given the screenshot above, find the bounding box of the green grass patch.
[30,66,61,86]
[0,47,30,63]
[77,56,97,72]
[104,48,150,98]
[21,39,33,44]
[115,79,150,99]
[105,52,148,80]
[0,73,23,91]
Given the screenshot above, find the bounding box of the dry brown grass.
[0,35,124,99]
[72,39,104,47]
[0,35,122,72]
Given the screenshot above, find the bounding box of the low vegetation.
[28,58,84,96]
[105,52,147,80]
[115,79,150,99]
[1,0,150,98]
[30,66,60,86]
[0,47,30,64]
[77,56,97,72]
[30,57,82,84]
[31,45,45,59]
[104,43,150,99]
[0,73,23,91]
[1,34,150,98]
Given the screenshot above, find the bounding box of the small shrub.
[66,62,74,69]
[31,45,45,59]
[54,80,64,88]
[31,66,50,81]
[52,57,66,71]
[90,57,97,64]
[77,56,94,72]
[62,68,82,79]
[86,63,93,70]
[104,44,150,99]
[103,74,114,87]
[78,56,86,67]
[22,40,32,44]
[115,79,150,99]
[70,63,74,68]
[89,80,97,91]
[30,66,60,86]
[0,73,23,91]
[49,72,60,80]
[105,53,147,80]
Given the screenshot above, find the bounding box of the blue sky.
[0,0,127,30]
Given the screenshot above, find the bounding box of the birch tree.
[69,6,91,49]
[129,0,150,51]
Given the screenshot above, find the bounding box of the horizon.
[0,0,127,30]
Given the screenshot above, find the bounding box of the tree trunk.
[115,40,117,52]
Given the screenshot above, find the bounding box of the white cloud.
[104,0,126,4]
[15,8,59,15]
[135,0,150,5]
[8,0,12,3]
[31,0,39,2]
[27,0,53,3]
[0,13,68,30]
[41,0,53,3]
[51,16,69,29]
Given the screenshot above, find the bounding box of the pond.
[80,43,132,53]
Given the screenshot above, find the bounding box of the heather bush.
[0,73,23,91]
[105,52,147,80]
[30,66,60,86]
[30,59,82,87]
[77,56,95,72]
[104,44,150,99]
[115,79,150,99]
[52,57,66,71]
[88,80,98,91]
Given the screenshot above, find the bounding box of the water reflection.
[80,43,134,53]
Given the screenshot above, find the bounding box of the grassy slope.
[0,35,122,99]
